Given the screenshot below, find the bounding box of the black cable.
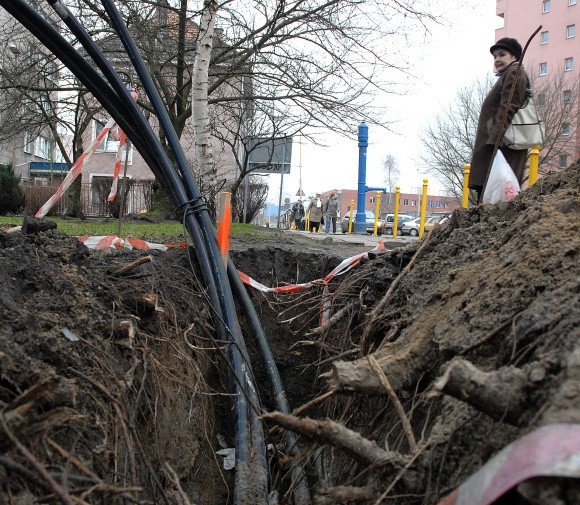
[98,3,268,501]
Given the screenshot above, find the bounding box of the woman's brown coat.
[469,62,530,191]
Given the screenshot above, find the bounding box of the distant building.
[495,0,580,171]
[320,189,460,218]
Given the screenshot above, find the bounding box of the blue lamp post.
[353,121,387,234]
[355,121,368,234]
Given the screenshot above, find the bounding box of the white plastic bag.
[482,150,520,204]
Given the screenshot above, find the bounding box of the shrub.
[0,164,25,215]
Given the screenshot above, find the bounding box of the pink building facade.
[495,0,580,169]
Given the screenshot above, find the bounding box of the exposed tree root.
[432,358,549,425]
[262,411,409,469]
[314,485,375,504]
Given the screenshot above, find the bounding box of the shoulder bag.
[503,89,545,150]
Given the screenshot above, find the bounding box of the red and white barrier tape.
[77,235,169,251]
[35,117,116,219]
[438,423,580,505]
[107,128,127,202]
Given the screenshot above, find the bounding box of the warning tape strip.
[77,235,172,251]
[35,117,116,219]
[438,423,580,505]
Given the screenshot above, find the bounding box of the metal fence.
[21,180,155,217]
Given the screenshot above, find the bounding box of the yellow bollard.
[393,186,400,239]
[529,146,540,186]
[348,199,355,234]
[305,211,310,232]
[419,179,428,238]
[373,191,381,236]
[462,164,471,208]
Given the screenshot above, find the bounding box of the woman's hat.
[490,37,522,60]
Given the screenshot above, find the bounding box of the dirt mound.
[0,163,578,504]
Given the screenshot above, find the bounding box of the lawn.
[0,215,272,242]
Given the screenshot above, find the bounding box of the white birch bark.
[191,0,217,191]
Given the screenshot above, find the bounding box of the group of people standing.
[290,191,340,234]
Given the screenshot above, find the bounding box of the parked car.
[402,216,441,236]
[341,210,385,235]
[381,213,415,235]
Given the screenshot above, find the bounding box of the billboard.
[246,137,292,175]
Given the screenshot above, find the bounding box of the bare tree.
[230,174,268,223]
[382,154,400,212]
[419,71,580,198]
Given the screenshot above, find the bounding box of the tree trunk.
[191,0,217,195]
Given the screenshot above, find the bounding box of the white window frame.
[562,123,570,136]
[565,57,574,71]
[539,62,548,75]
[94,120,120,153]
[543,0,551,13]
[93,120,133,163]
[567,25,576,38]
[570,0,577,7]
[34,135,51,160]
[540,31,549,44]
[23,131,33,154]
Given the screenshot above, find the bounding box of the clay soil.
[0,163,578,505]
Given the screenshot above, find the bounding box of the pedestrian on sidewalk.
[323,191,339,234]
[291,199,305,230]
[307,193,323,233]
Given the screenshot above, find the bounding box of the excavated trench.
[0,162,579,504]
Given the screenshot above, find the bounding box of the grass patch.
[0,215,277,242]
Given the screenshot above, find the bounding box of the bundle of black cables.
[0,1,310,504]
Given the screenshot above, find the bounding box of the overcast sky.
[267,0,503,204]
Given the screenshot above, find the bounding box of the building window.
[540,31,549,44]
[369,197,375,204]
[34,135,51,159]
[565,57,574,71]
[94,121,120,152]
[411,199,416,207]
[428,200,434,208]
[539,62,548,75]
[567,25,576,38]
[562,123,570,136]
[435,201,441,208]
[543,0,551,12]
[560,155,568,168]
[403,198,409,206]
[23,132,33,154]
[564,90,572,104]
[570,0,577,6]
[538,93,546,106]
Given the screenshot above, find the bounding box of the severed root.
[110,255,152,277]
[314,485,375,505]
[432,358,532,425]
[261,411,408,469]
[329,328,437,395]
[308,302,355,337]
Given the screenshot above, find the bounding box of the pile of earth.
[0,162,578,504]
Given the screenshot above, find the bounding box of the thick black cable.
[98,2,268,502]
[227,260,312,505]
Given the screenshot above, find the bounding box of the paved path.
[284,229,417,248]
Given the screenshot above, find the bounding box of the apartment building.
[0,5,64,181]
[495,0,580,170]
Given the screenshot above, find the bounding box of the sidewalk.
[284,229,417,248]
